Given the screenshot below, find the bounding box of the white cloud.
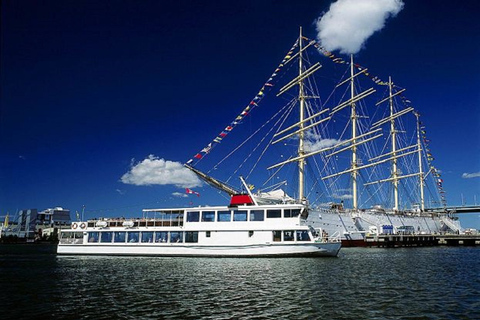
[462,172,480,179]
[121,155,202,188]
[333,193,353,200]
[304,133,342,153]
[116,189,126,195]
[315,0,404,54]
[172,192,188,198]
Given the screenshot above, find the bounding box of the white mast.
[350,55,358,211]
[298,27,306,202]
[389,76,399,211]
[415,111,425,211]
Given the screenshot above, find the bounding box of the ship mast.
[269,27,326,202]
[298,27,306,202]
[389,76,399,211]
[350,55,358,211]
[415,111,425,211]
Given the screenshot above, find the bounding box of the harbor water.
[1,245,479,319]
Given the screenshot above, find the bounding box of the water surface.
[1,245,479,319]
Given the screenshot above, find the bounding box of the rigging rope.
[186,39,299,166]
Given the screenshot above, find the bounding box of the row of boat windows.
[186,209,301,222]
[86,209,301,228]
[87,231,193,243]
[88,220,182,228]
[63,229,312,243]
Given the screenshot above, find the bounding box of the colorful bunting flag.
[186,188,200,197]
[420,122,447,207]
[186,38,300,165]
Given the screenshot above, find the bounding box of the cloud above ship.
[315,0,404,54]
[462,172,480,179]
[304,132,342,152]
[332,193,353,200]
[121,155,202,188]
[172,192,188,198]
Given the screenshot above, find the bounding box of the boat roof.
[142,203,305,212]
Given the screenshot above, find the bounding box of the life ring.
[80,223,86,229]
[72,223,78,229]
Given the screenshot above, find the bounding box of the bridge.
[425,205,480,214]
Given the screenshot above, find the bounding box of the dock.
[364,234,480,248]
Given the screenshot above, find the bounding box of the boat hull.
[57,242,341,257]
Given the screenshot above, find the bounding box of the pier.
[436,234,480,246]
[364,234,480,248]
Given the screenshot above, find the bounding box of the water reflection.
[1,246,479,319]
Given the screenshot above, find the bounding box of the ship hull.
[307,209,461,247]
[341,239,368,247]
[57,242,341,257]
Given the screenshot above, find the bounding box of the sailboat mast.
[350,55,358,211]
[415,111,425,211]
[389,76,399,211]
[298,27,306,202]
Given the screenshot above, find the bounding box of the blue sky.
[1,0,479,227]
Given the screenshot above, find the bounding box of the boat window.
[187,211,200,222]
[272,231,281,242]
[201,211,215,222]
[233,210,247,221]
[170,231,184,243]
[267,209,281,218]
[87,222,95,228]
[139,221,147,227]
[217,211,231,222]
[206,231,211,238]
[284,209,301,218]
[88,232,99,243]
[60,232,72,239]
[141,231,154,243]
[249,210,264,221]
[100,232,113,243]
[248,231,254,237]
[63,231,72,238]
[185,231,198,243]
[127,231,140,243]
[283,230,294,241]
[296,230,311,241]
[60,232,84,244]
[155,231,168,243]
[114,231,126,243]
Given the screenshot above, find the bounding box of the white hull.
[57,203,341,257]
[57,242,341,257]
[307,209,462,243]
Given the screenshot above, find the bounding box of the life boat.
[95,220,108,228]
[122,220,135,228]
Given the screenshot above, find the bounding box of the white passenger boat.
[57,200,341,257]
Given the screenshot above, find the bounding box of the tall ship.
[58,28,460,254]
